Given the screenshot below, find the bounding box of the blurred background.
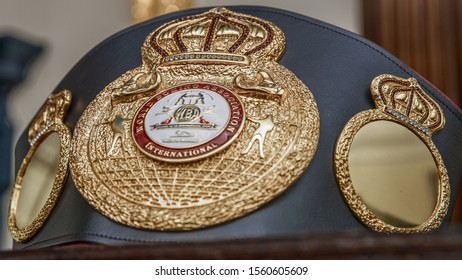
[0,0,460,250]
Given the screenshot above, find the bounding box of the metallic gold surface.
[131,0,194,23]
[8,90,72,242]
[370,74,445,135]
[70,8,320,231]
[334,75,450,233]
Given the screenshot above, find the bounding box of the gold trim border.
[8,122,71,242]
[334,109,450,233]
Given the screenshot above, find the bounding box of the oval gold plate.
[70,8,320,231]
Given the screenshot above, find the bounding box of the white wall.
[196,0,362,34]
[0,0,361,250]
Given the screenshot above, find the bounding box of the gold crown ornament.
[70,8,320,231]
[370,74,445,136]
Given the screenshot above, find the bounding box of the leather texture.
[13,6,462,249]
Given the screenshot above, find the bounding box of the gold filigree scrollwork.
[235,70,287,104]
[9,90,72,242]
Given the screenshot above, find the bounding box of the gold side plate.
[334,75,450,233]
[70,8,320,231]
[8,90,72,242]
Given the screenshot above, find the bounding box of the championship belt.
[8,6,462,248]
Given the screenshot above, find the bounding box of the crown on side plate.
[371,74,445,136]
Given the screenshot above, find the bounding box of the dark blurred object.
[0,35,43,245]
[0,35,43,193]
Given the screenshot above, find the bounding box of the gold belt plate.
[70,8,320,230]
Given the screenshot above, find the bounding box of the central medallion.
[133,82,245,162]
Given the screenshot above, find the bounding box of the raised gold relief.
[111,71,161,104]
[8,90,72,242]
[242,115,275,158]
[70,8,320,230]
[235,70,286,104]
[334,74,450,233]
[108,115,129,156]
